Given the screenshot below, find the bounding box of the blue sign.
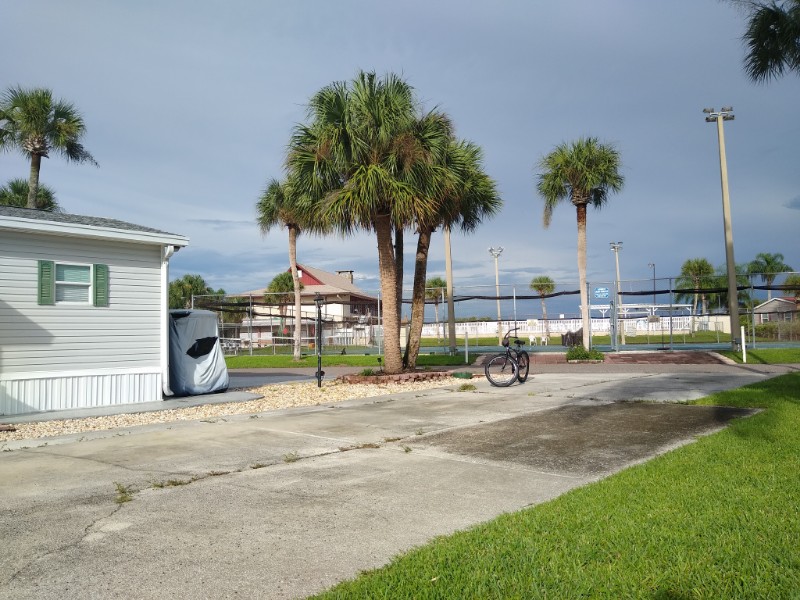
[594,287,610,299]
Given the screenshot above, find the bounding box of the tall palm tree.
[0,86,97,209]
[736,0,800,82]
[675,258,716,316]
[748,252,793,300]
[258,178,318,361]
[537,138,624,349]
[287,71,447,374]
[530,275,556,340]
[405,140,501,369]
[0,178,60,211]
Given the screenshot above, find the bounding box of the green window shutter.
[38,260,55,305]
[93,264,109,307]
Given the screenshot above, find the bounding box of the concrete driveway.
[0,365,788,599]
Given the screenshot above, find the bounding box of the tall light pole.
[488,246,504,345]
[649,262,664,347]
[444,226,457,354]
[704,106,739,350]
[610,242,625,346]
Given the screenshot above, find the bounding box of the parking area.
[0,364,790,599]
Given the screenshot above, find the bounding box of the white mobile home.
[0,206,188,416]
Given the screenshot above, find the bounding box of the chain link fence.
[193,271,800,354]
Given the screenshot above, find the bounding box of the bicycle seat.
[513,339,523,347]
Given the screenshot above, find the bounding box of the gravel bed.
[0,378,460,443]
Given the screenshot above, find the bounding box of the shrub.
[566,345,604,361]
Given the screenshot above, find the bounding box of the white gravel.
[0,378,462,443]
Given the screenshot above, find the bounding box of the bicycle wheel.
[516,351,530,383]
[485,354,518,387]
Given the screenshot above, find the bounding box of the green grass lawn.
[311,372,800,598]
[718,347,800,364]
[225,353,474,369]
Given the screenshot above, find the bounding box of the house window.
[56,264,92,303]
[38,260,109,307]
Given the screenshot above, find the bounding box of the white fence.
[421,315,721,340]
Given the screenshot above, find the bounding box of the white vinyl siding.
[0,230,163,376]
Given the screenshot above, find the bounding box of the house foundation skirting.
[0,369,162,416]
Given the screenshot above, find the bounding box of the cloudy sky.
[2,1,798,313]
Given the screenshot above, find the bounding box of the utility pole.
[704,106,739,350]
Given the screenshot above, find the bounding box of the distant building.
[235,264,379,347]
[753,297,798,324]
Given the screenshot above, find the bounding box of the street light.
[704,106,739,350]
[488,246,504,345]
[610,242,625,346]
[313,293,324,388]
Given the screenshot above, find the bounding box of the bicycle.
[484,328,530,387]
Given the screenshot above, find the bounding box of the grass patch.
[113,482,134,504]
[283,451,300,463]
[718,347,800,364]
[311,373,800,598]
[225,353,474,369]
[457,383,477,392]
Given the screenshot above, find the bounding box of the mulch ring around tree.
[337,370,456,384]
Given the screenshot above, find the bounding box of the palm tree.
[712,263,752,310]
[675,258,716,316]
[287,71,448,374]
[783,273,800,299]
[169,274,222,309]
[0,178,60,211]
[425,276,448,343]
[405,140,501,369]
[530,275,556,340]
[0,86,97,209]
[258,178,317,361]
[748,252,793,300]
[537,138,624,349]
[736,0,800,82]
[265,272,303,345]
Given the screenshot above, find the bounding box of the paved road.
[0,363,792,599]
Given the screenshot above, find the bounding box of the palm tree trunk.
[406,228,432,369]
[576,203,590,348]
[27,154,42,209]
[288,225,303,361]
[376,215,402,373]
[394,225,404,322]
[444,225,457,354]
[540,298,549,339]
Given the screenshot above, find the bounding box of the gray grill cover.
[168,310,229,396]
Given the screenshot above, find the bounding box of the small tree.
[530,275,555,339]
[265,272,303,343]
[169,274,222,309]
[425,276,448,342]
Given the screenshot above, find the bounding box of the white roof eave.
[0,215,189,247]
